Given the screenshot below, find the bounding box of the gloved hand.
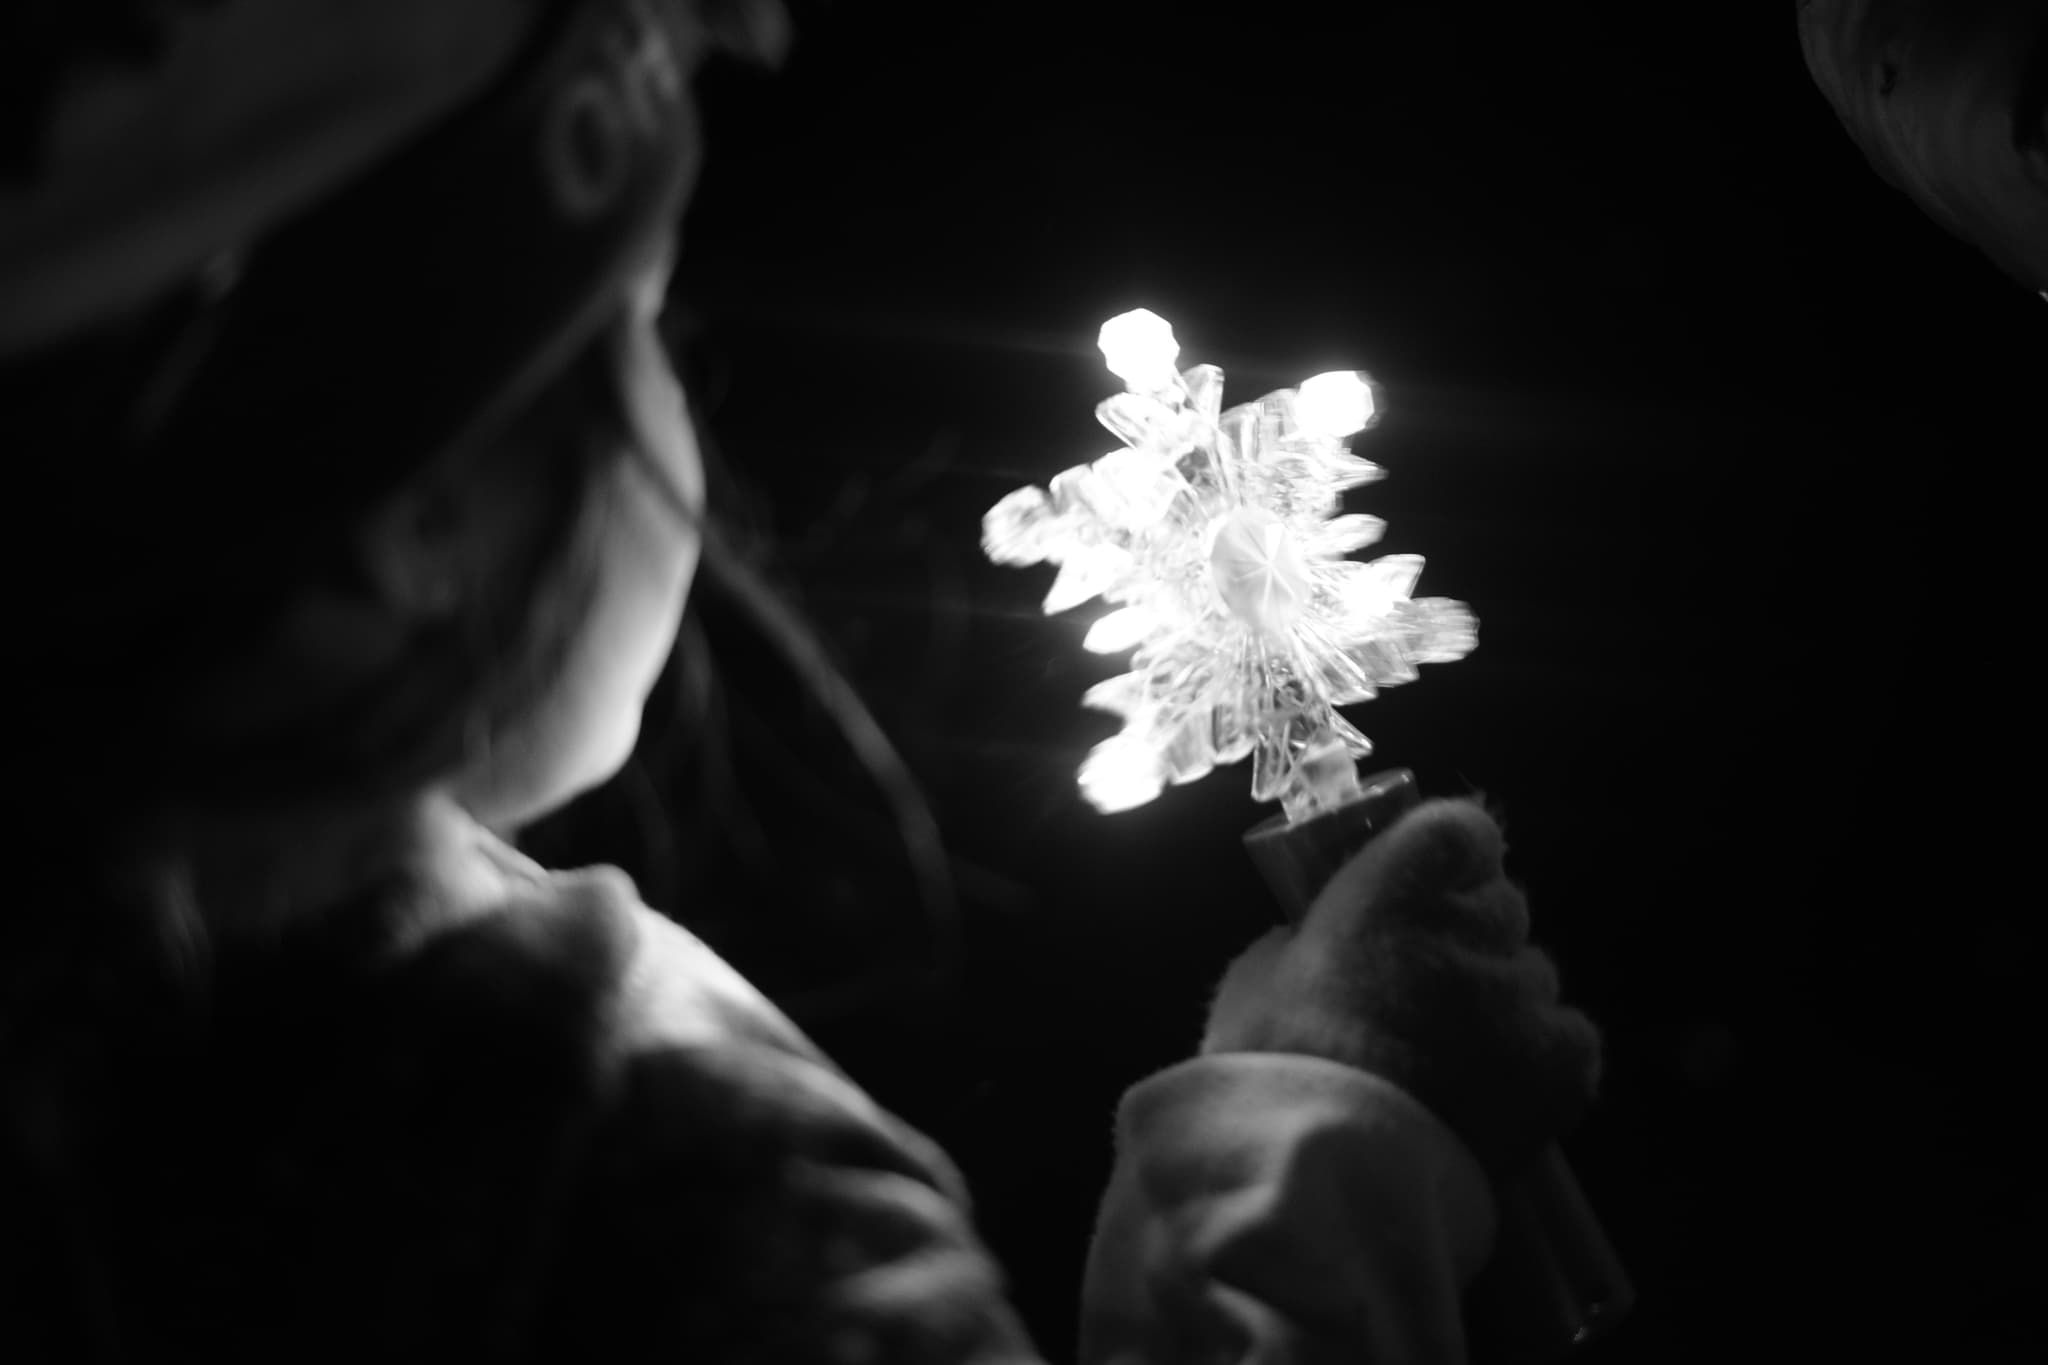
[1201,797,1603,1177]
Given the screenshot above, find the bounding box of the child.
[1,3,1601,1361]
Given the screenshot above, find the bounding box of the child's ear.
[357,471,472,622]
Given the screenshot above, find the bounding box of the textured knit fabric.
[5,811,1495,1363]
[1080,1054,1497,1365]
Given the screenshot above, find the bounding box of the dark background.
[525,3,2044,1360]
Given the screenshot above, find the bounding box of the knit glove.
[1201,798,1602,1177]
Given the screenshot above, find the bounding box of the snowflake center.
[1209,506,1312,636]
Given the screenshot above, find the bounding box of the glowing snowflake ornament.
[984,309,1477,823]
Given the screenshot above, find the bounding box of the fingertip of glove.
[1381,798,1507,892]
[1305,798,1509,935]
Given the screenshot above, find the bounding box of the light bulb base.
[1242,767,1419,924]
[1467,1147,1636,1362]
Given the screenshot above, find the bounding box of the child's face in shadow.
[451,248,705,833]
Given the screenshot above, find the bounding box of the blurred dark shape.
[1798,0,2048,295]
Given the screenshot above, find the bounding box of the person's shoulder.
[386,840,952,1188]
[533,1036,1036,1362]
[409,856,1035,1361]
[396,838,830,1071]
[354,850,637,1100]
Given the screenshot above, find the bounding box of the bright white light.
[1295,370,1376,437]
[1098,309,1181,391]
[1083,604,1158,654]
[1078,736,1164,813]
[984,311,1475,820]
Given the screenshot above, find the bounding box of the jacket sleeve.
[500,888,1046,1365]
[532,1037,1048,1365]
[1079,1053,1498,1365]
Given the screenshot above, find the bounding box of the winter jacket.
[3,809,1495,1363]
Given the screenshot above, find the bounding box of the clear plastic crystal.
[981,486,1059,565]
[985,312,1477,818]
